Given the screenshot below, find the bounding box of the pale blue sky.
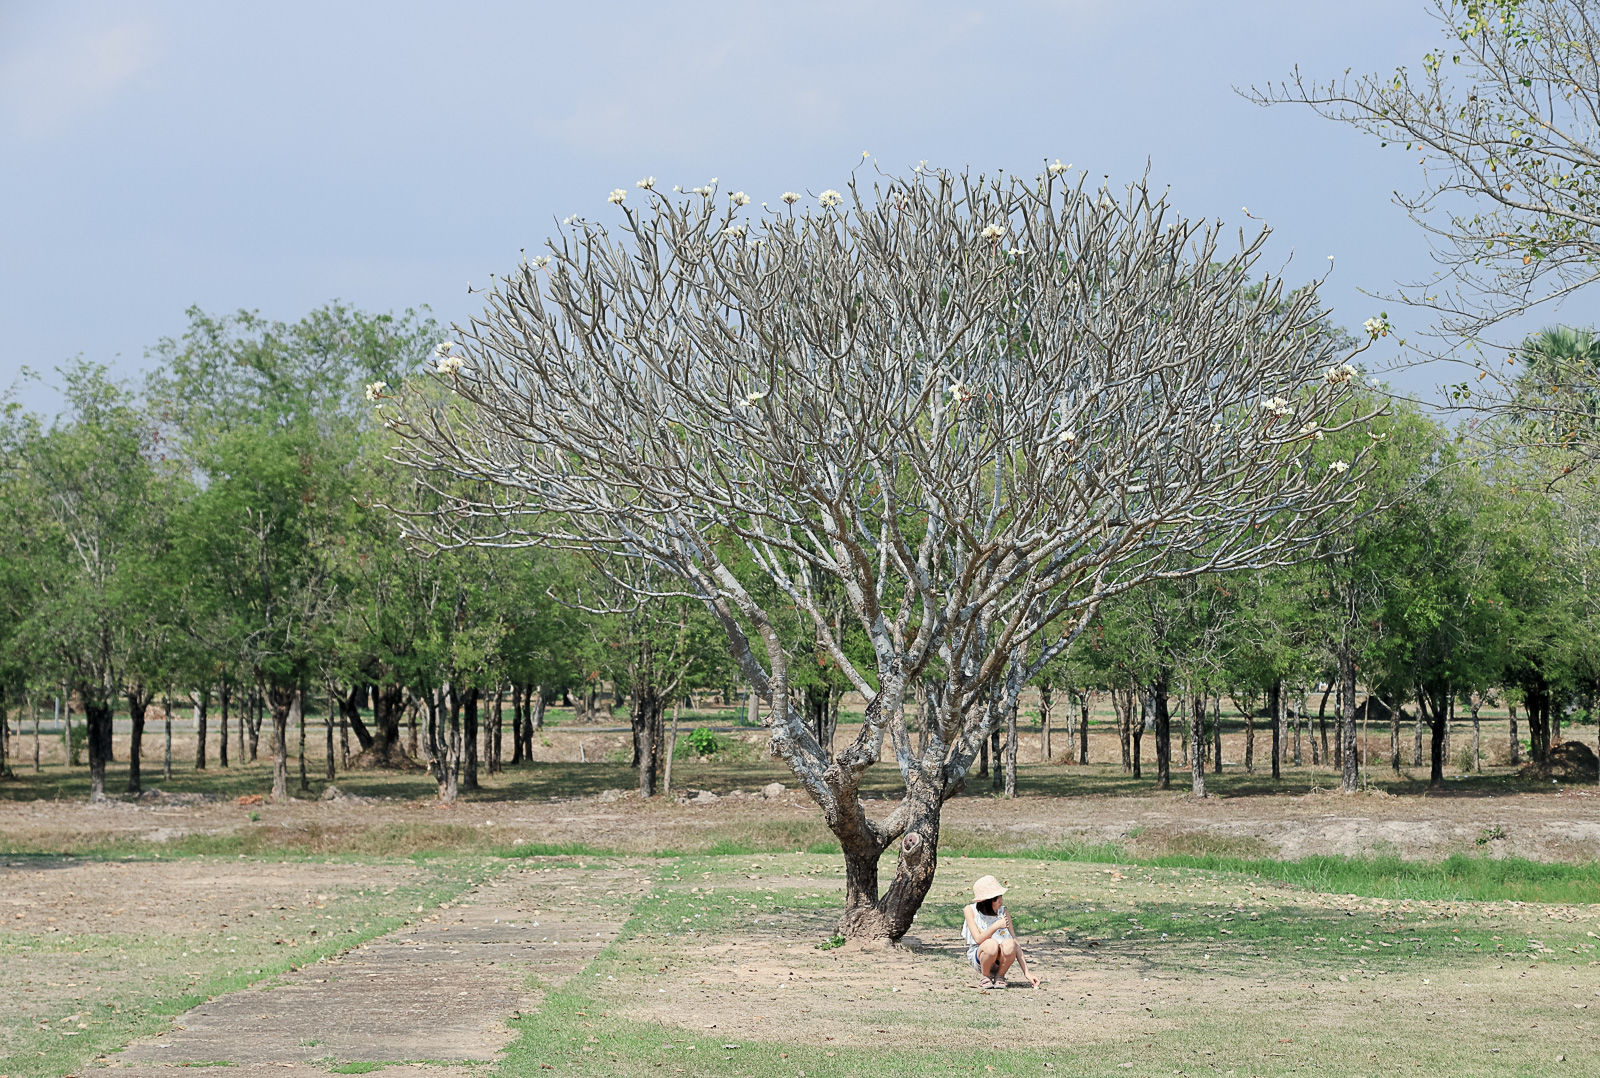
[3,1,1466,414]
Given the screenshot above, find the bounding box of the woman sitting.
[962,875,1038,989]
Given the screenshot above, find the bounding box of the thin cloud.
[0,18,162,139]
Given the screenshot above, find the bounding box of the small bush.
[682,727,723,757]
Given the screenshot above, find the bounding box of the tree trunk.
[1190,694,1207,797]
[1131,694,1144,779]
[192,689,208,770]
[1471,697,1482,772]
[432,684,461,803]
[489,686,504,774]
[33,697,42,773]
[1509,703,1520,765]
[1243,701,1255,774]
[462,687,480,791]
[1211,696,1222,774]
[1268,680,1282,782]
[324,694,336,781]
[637,688,662,798]
[350,684,412,768]
[663,699,681,797]
[268,685,296,801]
[297,690,308,792]
[1003,692,1018,799]
[1390,696,1401,772]
[1039,685,1052,763]
[84,697,113,801]
[127,689,149,795]
[989,724,1003,793]
[1425,689,1447,789]
[1078,691,1091,765]
[836,767,942,941]
[1339,641,1359,793]
[1292,691,1304,766]
[248,690,263,762]
[1152,681,1171,790]
[341,685,375,751]
[978,725,989,778]
[1317,681,1332,766]
[1117,690,1132,771]
[1413,693,1425,769]
[163,695,173,783]
[509,684,524,765]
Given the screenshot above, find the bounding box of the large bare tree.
[384,164,1379,938]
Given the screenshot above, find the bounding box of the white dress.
[962,903,1011,970]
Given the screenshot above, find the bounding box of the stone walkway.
[102,862,650,1078]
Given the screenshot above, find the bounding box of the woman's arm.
[963,905,1007,944]
[1003,908,1039,987]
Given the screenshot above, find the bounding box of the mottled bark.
[126,688,151,795]
[192,689,208,770]
[1190,694,1207,798]
[462,687,480,791]
[84,698,113,801]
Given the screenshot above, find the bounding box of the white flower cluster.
[1056,429,1077,445]
[437,355,464,375]
[608,189,627,205]
[819,189,843,208]
[691,184,715,197]
[1329,460,1351,474]
[530,255,552,269]
[1258,396,1293,418]
[1048,159,1070,176]
[1363,315,1390,338]
[730,191,751,207]
[1007,247,1024,258]
[1299,422,1325,442]
[980,222,1007,241]
[721,224,746,239]
[948,380,974,403]
[435,341,454,358]
[636,176,656,190]
[364,381,388,402]
[780,191,802,205]
[742,389,767,406]
[1324,362,1357,385]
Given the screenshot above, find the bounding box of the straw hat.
[972,875,1007,902]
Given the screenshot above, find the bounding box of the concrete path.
[102,861,649,1077]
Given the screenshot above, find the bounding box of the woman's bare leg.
[976,938,1002,978]
[994,939,1018,979]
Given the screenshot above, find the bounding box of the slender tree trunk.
[33,697,42,773]
[1131,694,1144,779]
[217,683,229,768]
[324,694,336,781]
[268,686,295,801]
[1190,694,1207,797]
[509,684,524,765]
[1003,693,1018,798]
[990,724,1003,793]
[636,688,663,798]
[1117,690,1132,771]
[1551,695,1562,744]
[489,686,504,774]
[1039,685,1052,763]
[1153,680,1171,790]
[1244,699,1255,774]
[192,689,207,770]
[1203,694,1216,767]
[462,687,480,791]
[1339,638,1359,793]
[162,694,172,783]
[1317,681,1332,765]
[248,689,262,762]
[1426,689,1447,789]
[1078,690,1091,765]
[297,690,308,792]
[979,724,990,778]
[1471,697,1482,773]
[1390,696,1401,772]
[663,699,681,797]
[127,690,149,795]
[1292,692,1304,766]
[1268,680,1282,782]
[1413,690,1426,769]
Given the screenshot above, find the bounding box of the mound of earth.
[1520,739,1599,783]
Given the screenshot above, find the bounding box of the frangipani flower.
[780,192,802,205]
[980,223,1007,240]
[1056,429,1077,445]
[1363,315,1390,338]
[364,381,388,402]
[1299,422,1325,442]
[1324,362,1357,385]
[742,389,767,406]
[721,224,746,239]
[436,355,465,375]
[636,176,656,190]
[435,341,455,358]
[1258,396,1293,418]
[730,191,751,206]
[818,189,844,208]
[1048,159,1070,176]
[608,189,626,204]
[1329,460,1351,474]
